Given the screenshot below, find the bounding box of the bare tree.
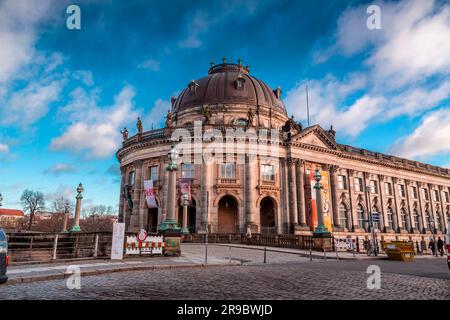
[20,190,45,230]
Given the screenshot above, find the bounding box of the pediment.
[291,125,341,150]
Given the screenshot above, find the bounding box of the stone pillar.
[347,170,358,231]
[439,186,448,232]
[201,159,212,232]
[245,155,257,231]
[118,166,126,223]
[138,162,147,230]
[329,165,341,230]
[428,184,437,233]
[378,175,388,232]
[288,158,298,231]
[405,180,415,233]
[71,183,84,232]
[131,160,144,231]
[362,172,371,233]
[418,183,428,233]
[296,160,308,228]
[391,178,400,233]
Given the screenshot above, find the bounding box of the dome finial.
[222,56,227,64]
[210,61,215,68]
[237,58,243,66]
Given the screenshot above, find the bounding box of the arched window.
[339,203,348,229]
[386,206,394,228]
[425,210,432,231]
[357,204,365,228]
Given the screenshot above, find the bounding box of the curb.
[3,262,240,286]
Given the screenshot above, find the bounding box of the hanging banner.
[178,178,192,206]
[111,222,125,260]
[309,170,333,232]
[144,180,157,208]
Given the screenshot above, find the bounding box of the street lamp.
[62,200,70,232]
[70,183,84,232]
[313,168,329,235]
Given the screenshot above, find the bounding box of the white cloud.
[0,0,53,84]
[144,99,171,128]
[392,108,450,159]
[0,144,9,153]
[44,163,76,176]
[138,59,160,72]
[50,86,138,158]
[178,11,209,49]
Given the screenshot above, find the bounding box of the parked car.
[0,229,8,284]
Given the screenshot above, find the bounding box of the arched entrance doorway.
[218,196,238,233]
[260,197,276,234]
[178,198,197,233]
[147,200,159,233]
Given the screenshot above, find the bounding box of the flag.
[178,178,192,206]
[144,180,158,208]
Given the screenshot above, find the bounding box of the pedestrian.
[428,239,436,256]
[437,237,444,257]
[246,225,252,245]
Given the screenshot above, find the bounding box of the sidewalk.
[4,252,239,286]
[211,243,448,260]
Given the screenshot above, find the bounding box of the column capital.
[347,169,355,176]
[392,177,399,184]
[327,164,339,174]
[378,174,385,182]
[363,172,370,179]
[133,159,144,168]
[428,183,434,189]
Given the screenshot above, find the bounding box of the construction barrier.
[125,235,164,256]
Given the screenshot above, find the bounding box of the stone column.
[329,165,341,229]
[71,183,84,232]
[347,170,358,231]
[439,186,448,232]
[391,178,401,233]
[288,158,298,231]
[131,160,144,231]
[378,175,388,232]
[418,182,428,233]
[405,180,415,233]
[245,154,257,231]
[362,172,371,232]
[428,184,437,233]
[138,162,147,230]
[296,160,308,228]
[201,159,212,232]
[118,166,126,223]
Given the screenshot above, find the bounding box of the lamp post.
[159,145,181,232]
[181,192,189,234]
[62,200,70,232]
[365,185,378,256]
[70,183,84,232]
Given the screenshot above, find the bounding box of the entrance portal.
[147,207,158,233]
[218,196,238,233]
[260,197,276,234]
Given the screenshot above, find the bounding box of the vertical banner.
[178,178,192,206]
[144,180,157,208]
[320,170,333,232]
[111,222,125,260]
[309,170,333,232]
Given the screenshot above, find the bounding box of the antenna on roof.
[306,84,310,127]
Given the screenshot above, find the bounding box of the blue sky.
[0,0,449,211]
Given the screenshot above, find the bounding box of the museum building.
[116,60,450,244]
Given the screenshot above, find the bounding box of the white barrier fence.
[125,235,165,256]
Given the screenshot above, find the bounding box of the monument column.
[71,183,84,232]
[159,145,180,232]
[296,160,308,228]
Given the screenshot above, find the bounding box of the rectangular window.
[444,191,449,203]
[411,186,418,199]
[261,164,275,181]
[369,180,378,194]
[128,171,135,186]
[433,190,439,202]
[221,163,236,179]
[399,184,406,198]
[149,165,159,182]
[385,182,393,196]
[354,177,363,192]
[181,163,195,179]
[422,188,429,201]
[337,175,346,190]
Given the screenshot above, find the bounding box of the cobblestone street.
[1,245,449,300]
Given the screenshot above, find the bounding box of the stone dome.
[172,62,287,115]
